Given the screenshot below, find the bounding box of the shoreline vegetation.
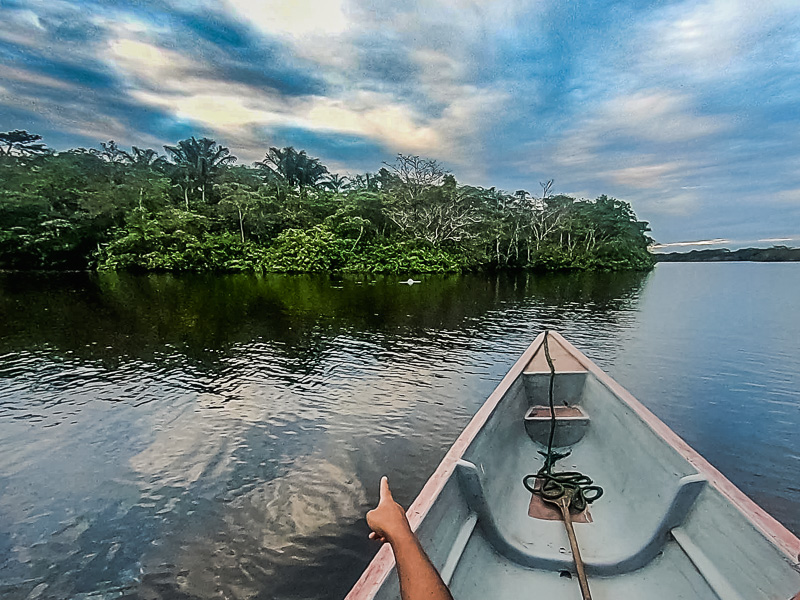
[0,130,654,274]
[655,246,800,262]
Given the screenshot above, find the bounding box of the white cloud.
[131,89,284,129]
[128,82,470,160]
[0,80,151,148]
[105,35,513,163]
[549,89,726,176]
[647,1,753,72]
[640,191,702,216]
[608,161,687,189]
[540,87,729,224]
[0,8,49,48]
[651,235,800,250]
[18,9,44,29]
[652,238,731,249]
[430,87,511,170]
[410,49,468,104]
[306,92,441,152]
[110,39,195,79]
[0,65,75,91]
[224,0,349,38]
[774,188,800,203]
[603,90,727,143]
[110,38,292,136]
[96,1,517,169]
[634,0,800,85]
[223,0,355,69]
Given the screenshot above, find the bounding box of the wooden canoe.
[347,331,800,600]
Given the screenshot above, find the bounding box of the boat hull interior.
[349,332,800,600]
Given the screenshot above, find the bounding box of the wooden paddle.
[542,487,593,600]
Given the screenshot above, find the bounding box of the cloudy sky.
[1,0,799,247]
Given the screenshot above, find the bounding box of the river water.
[0,264,798,599]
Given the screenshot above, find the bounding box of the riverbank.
[655,246,800,262]
[1,137,654,273]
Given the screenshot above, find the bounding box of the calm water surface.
[0,264,798,599]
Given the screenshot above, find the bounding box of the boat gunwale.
[553,332,800,562]
[345,332,545,600]
[345,331,800,600]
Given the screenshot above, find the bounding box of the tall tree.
[256,146,329,192]
[539,179,554,200]
[0,130,49,157]
[99,140,127,164]
[350,172,381,192]
[120,146,169,211]
[217,182,265,243]
[527,194,571,253]
[323,173,350,193]
[384,154,446,205]
[164,137,236,207]
[122,146,167,169]
[385,172,481,246]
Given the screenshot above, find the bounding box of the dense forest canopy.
[0,130,655,273]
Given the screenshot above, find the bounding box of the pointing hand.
[366,476,412,545]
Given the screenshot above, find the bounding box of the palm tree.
[122,146,167,170]
[164,137,236,206]
[256,146,329,192]
[99,140,127,164]
[121,146,168,210]
[324,173,350,193]
[349,172,380,192]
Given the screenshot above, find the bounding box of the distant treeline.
[655,247,800,262]
[0,130,655,273]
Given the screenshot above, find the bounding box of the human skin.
[366,476,455,600]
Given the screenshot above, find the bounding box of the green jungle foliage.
[0,131,655,273]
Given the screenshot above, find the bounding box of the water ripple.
[0,268,797,599]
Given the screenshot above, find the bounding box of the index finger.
[379,476,393,502]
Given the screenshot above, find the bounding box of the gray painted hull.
[347,332,800,600]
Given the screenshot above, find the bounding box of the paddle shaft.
[554,496,592,600]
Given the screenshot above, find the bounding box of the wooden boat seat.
[524,405,590,447]
[453,459,707,576]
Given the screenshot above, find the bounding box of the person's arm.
[366,476,454,600]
